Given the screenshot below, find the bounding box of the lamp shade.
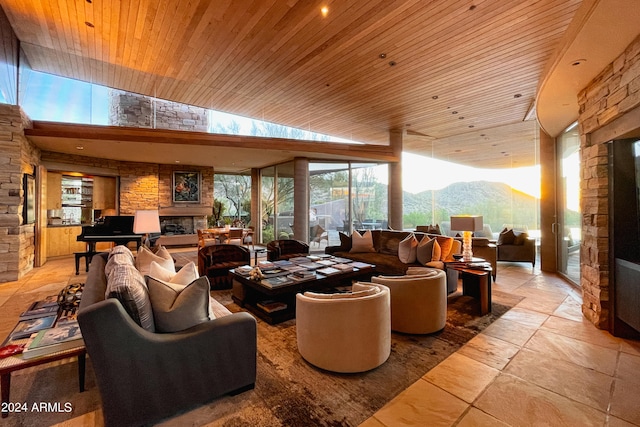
[450,215,483,232]
[133,210,161,234]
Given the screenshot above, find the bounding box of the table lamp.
[133,209,161,247]
[450,215,483,262]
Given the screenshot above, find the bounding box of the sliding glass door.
[557,125,581,284]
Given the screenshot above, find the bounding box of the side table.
[0,341,86,417]
[445,261,493,315]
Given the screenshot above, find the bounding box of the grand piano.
[76,216,143,252]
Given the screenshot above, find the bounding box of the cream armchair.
[296,283,391,373]
[372,269,447,334]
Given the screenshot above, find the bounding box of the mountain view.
[403,181,539,233]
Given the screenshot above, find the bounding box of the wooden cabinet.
[93,176,116,210]
[46,226,86,257]
[47,172,62,209]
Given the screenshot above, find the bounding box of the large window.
[259,163,294,244]
[213,173,251,226]
[309,161,388,249]
[558,124,581,284]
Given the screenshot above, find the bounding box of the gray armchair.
[78,254,257,427]
[496,228,536,266]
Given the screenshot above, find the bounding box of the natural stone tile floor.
[1,256,640,426]
[363,262,640,427]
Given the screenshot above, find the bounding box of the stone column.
[0,104,39,282]
[293,158,309,242]
[388,130,404,231]
[576,33,640,330]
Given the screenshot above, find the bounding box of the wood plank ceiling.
[2,0,581,169]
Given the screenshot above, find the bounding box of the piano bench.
[75,251,99,275]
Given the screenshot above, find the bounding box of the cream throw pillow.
[350,230,376,253]
[149,261,199,285]
[136,245,174,277]
[398,233,418,263]
[146,276,212,332]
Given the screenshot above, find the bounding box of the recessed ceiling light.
[458,116,464,120]
[379,53,387,59]
[388,61,397,67]
[468,125,474,128]
[175,160,180,163]
[75,145,84,150]
[451,111,458,114]
[321,6,329,17]
[514,93,522,98]
[469,5,477,11]
[571,59,586,66]
[85,21,94,28]
[432,95,439,100]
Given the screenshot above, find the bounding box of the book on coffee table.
[256,300,288,313]
[19,302,59,320]
[9,315,57,340]
[316,266,341,276]
[22,322,84,359]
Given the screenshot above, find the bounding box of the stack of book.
[289,270,316,282]
[256,300,288,313]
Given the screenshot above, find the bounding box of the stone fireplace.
[159,215,208,235]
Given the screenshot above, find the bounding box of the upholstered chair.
[296,283,391,373]
[267,239,309,261]
[198,244,251,289]
[372,269,447,334]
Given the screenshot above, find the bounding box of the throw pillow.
[498,228,516,245]
[105,263,155,332]
[338,232,352,251]
[416,236,435,265]
[514,231,529,245]
[432,240,442,262]
[434,236,454,261]
[136,245,174,277]
[104,245,135,277]
[378,231,406,256]
[398,233,418,263]
[148,261,199,285]
[350,230,376,253]
[146,276,212,333]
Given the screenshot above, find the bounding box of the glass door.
[557,124,581,284]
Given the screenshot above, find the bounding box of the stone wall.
[109,90,209,132]
[577,34,640,329]
[0,104,39,281]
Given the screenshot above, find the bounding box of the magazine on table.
[261,276,293,287]
[9,315,57,340]
[316,266,341,276]
[22,323,84,359]
[19,302,59,320]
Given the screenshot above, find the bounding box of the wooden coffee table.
[231,262,376,324]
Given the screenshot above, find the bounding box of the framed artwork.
[23,173,36,224]
[173,171,201,203]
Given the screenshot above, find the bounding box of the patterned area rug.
[4,289,521,427]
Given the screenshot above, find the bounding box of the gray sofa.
[78,253,257,427]
[325,229,463,293]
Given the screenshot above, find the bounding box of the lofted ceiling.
[2,0,584,169]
